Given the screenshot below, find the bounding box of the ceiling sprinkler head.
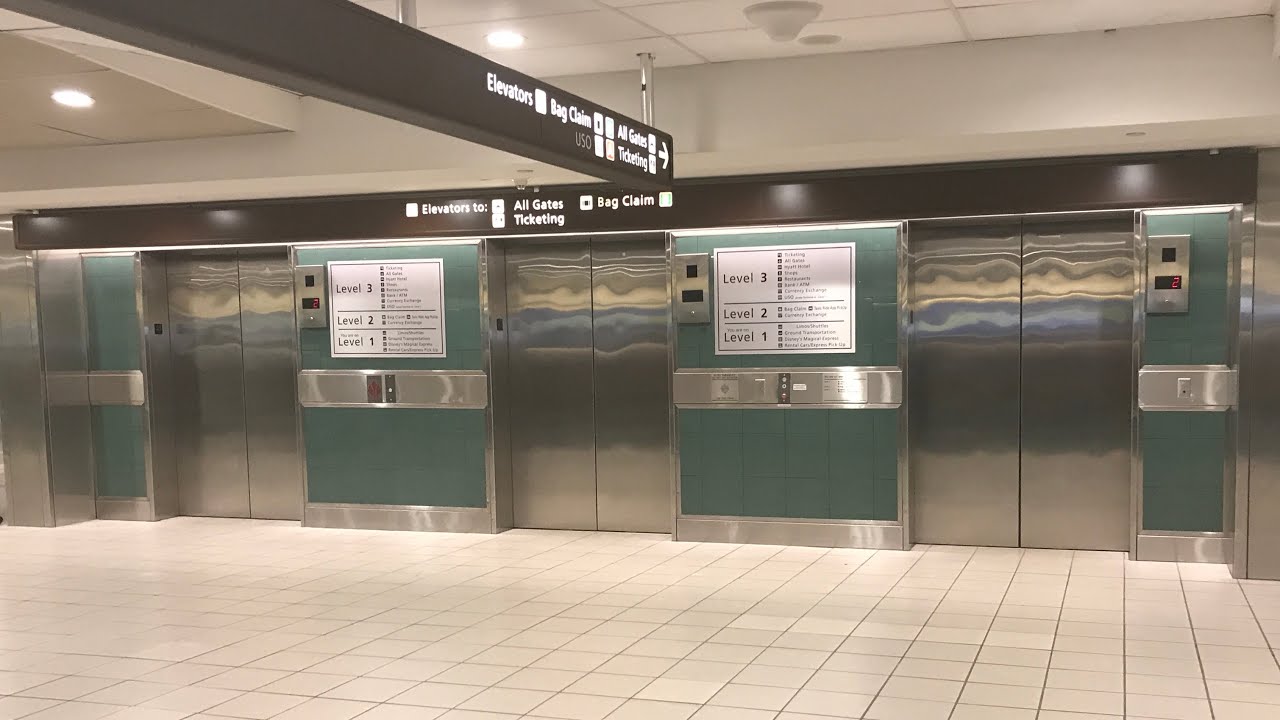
[744,1,823,42]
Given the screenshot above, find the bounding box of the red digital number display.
[1154,275,1182,290]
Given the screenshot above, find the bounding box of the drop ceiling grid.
[348,0,1273,77]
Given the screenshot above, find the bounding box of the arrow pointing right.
[659,141,670,170]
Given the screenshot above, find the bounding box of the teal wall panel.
[304,407,487,507]
[675,227,900,522]
[296,243,488,509]
[1142,212,1230,532]
[83,255,140,372]
[92,405,146,498]
[296,244,483,371]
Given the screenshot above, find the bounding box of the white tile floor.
[1,519,1279,719]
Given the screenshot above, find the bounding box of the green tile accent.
[304,407,487,507]
[83,255,140,372]
[92,405,147,498]
[296,244,482,371]
[674,227,899,368]
[297,244,488,510]
[1142,212,1230,532]
[675,227,900,522]
[679,407,898,521]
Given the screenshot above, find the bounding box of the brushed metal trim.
[297,369,488,408]
[673,367,902,408]
[1137,364,1237,411]
[95,497,152,521]
[676,515,903,550]
[87,371,146,406]
[1132,210,1147,556]
[1135,531,1231,564]
[895,222,910,548]
[1232,203,1255,578]
[304,502,492,533]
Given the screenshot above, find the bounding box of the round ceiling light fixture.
[744,1,823,42]
[798,33,841,46]
[51,88,94,108]
[486,30,525,49]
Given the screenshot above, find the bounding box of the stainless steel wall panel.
[592,236,671,533]
[1137,365,1236,411]
[673,367,902,408]
[169,254,252,518]
[1246,151,1280,579]
[238,253,302,521]
[486,241,514,532]
[0,220,53,526]
[297,370,488,408]
[36,250,95,526]
[1020,216,1133,551]
[506,243,598,530]
[908,221,1022,547]
[141,253,177,520]
[87,372,146,406]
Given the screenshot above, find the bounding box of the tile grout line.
[946,547,1020,720]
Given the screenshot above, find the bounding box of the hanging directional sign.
[0,0,675,189]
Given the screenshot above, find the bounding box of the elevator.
[501,235,671,533]
[909,214,1134,550]
[166,250,302,520]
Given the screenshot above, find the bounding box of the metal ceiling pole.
[638,52,655,125]
[395,0,416,28]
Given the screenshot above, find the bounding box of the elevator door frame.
[168,249,302,520]
[503,234,672,533]
[908,213,1137,550]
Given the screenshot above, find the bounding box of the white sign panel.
[328,259,446,358]
[714,242,855,355]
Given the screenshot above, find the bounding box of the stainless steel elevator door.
[1020,217,1133,550]
[591,240,671,533]
[909,221,1023,547]
[909,216,1134,550]
[170,255,251,518]
[507,243,598,530]
[505,236,672,533]
[169,252,301,520]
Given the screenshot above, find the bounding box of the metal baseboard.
[676,515,904,550]
[304,502,493,533]
[95,497,152,521]
[1135,532,1231,563]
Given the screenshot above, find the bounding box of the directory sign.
[328,259,446,358]
[714,243,856,355]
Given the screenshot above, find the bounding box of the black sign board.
[1,0,675,189]
[11,152,1256,251]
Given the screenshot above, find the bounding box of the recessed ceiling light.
[1126,131,1147,137]
[52,89,94,108]
[486,30,525,49]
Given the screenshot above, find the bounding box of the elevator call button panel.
[673,252,710,324]
[295,265,327,328]
[1146,234,1190,315]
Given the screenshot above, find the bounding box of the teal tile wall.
[675,227,899,368]
[92,405,147,498]
[296,244,483,371]
[680,408,898,520]
[304,407,487,507]
[83,255,140,371]
[1142,212,1230,532]
[295,244,487,509]
[675,227,900,522]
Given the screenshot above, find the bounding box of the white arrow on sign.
[659,141,669,170]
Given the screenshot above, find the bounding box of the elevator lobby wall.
[6,151,1279,576]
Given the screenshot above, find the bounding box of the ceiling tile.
[430,10,657,53]
[0,9,54,30]
[413,0,602,27]
[0,34,102,81]
[962,0,1273,41]
[622,0,948,35]
[485,36,704,77]
[951,0,1038,7]
[678,9,963,61]
[45,107,276,143]
[0,120,96,148]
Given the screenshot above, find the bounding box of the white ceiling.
[350,0,1274,76]
[0,33,285,149]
